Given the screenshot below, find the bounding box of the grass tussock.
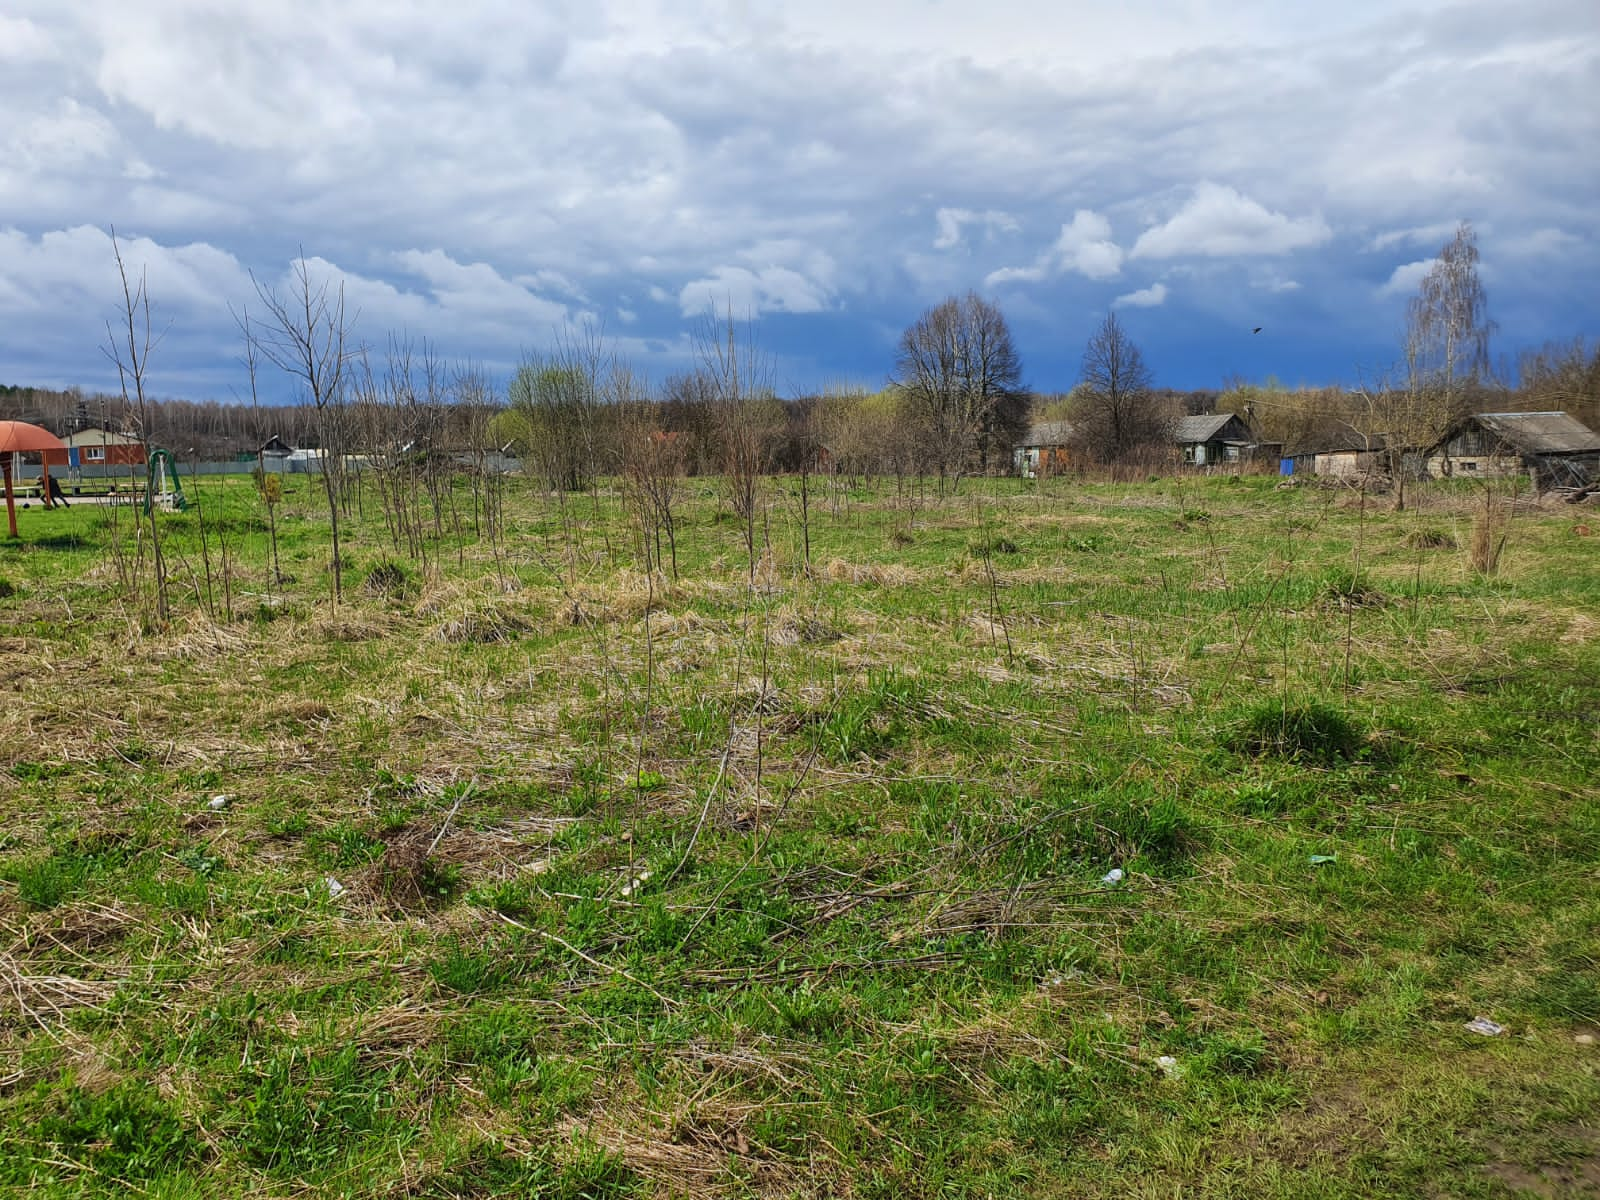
[310,609,396,643]
[1223,697,1368,764]
[435,603,533,644]
[1322,568,1389,609]
[562,568,677,625]
[771,604,843,646]
[1471,496,1508,575]
[1405,527,1457,550]
[362,559,416,599]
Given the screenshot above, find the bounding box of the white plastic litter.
[1101,868,1125,886]
[1039,967,1087,990]
[324,877,346,899]
[1464,1017,1505,1036]
[1156,1055,1183,1079]
[206,794,231,811]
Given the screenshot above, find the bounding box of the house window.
[1225,445,1240,461]
[1461,461,1478,471]
[84,446,106,462]
[1183,445,1198,464]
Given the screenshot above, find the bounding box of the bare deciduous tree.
[659,370,721,476]
[619,376,685,579]
[1358,222,1496,510]
[893,291,1028,491]
[700,308,777,578]
[104,228,170,625]
[1407,222,1493,409]
[1072,312,1168,465]
[247,255,353,602]
[507,353,600,494]
[233,305,286,588]
[1519,337,1600,430]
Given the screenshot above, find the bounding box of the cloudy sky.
[2,0,1596,402]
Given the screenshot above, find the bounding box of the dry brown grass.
[310,610,398,643]
[0,950,124,1031]
[822,558,921,587]
[436,605,533,644]
[1470,495,1507,575]
[553,1092,828,1199]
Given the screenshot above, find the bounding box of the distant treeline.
[1,335,1594,470]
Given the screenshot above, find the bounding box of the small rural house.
[1014,420,1075,478]
[1283,435,1388,479]
[1175,413,1250,466]
[1173,413,1279,468]
[1423,411,1600,488]
[41,427,146,469]
[259,435,293,461]
[257,438,327,474]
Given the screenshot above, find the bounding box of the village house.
[41,427,147,470]
[1013,420,1075,478]
[1423,411,1600,488]
[1173,413,1279,469]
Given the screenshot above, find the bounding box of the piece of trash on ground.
[206,794,231,811]
[1040,967,1087,990]
[1156,1055,1183,1079]
[1464,1017,1505,1036]
[324,877,346,899]
[1101,868,1125,886]
[1309,854,1337,865]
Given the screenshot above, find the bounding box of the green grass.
[0,469,1596,1197]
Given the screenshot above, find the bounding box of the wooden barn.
[1423,411,1600,488]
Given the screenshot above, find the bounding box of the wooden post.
[40,459,53,509]
[3,454,16,538]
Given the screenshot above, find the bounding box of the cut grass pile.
[0,470,1596,1198]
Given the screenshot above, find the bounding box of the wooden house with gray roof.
[1423,411,1600,488]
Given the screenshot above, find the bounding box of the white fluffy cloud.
[1114,282,1169,308]
[0,225,249,314]
[1053,211,1125,280]
[985,210,1124,287]
[678,240,838,317]
[0,14,55,63]
[678,266,832,317]
[1378,259,1433,297]
[1131,183,1331,260]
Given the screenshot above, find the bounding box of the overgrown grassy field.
[1,469,1596,1198]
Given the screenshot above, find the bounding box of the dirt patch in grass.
[1239,1077,1389,1172]
[1483,1124,1600,1198]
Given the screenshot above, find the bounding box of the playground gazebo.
[0,421,68,538]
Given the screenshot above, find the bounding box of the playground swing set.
[3,419,189,537]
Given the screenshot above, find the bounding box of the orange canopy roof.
[0,421,67,454]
